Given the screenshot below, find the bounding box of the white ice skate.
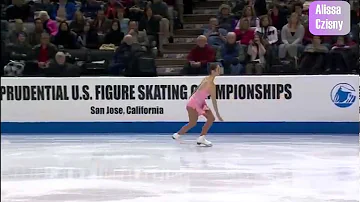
[172,133,181,140]
[196,136,212,147]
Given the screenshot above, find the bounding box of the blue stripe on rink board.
[1,122,359,134]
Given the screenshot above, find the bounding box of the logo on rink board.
[330,83,356,108]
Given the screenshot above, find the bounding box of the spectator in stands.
[234,18,255,45]
[150,0,171,50]
[28,32,57,74]
[77,21,100,49]
[216,32,245,75]
[104,0,122,20]
[163,0,177,38]
[246,33,266,75]
[235,5,259,30]
[34,0,55,19]
[104,20,124,46]
[138,7,160,50]
[80,0,101,19]
[325,35,358,74]
[52,21,78,49]
[185,35,215,75]
[7,32,32,61]
[5,0,31,21]
[217,4,235,32]
[29,18,44,46]
[93,9,111,34]
[8,19,27,43]
[127,20,149,50]
[292,2,307,25]
[1,20,9,42]
[204,18,227,49]
[299,35,328,74]
[116,6,130,33]
[128,0,146,21]
[70,11,85,35]
[268,4,287,31]
[303,22,332,48]
[44,51,80,76]
[53,0,77,22]
[255,15,278,45]
[108,34,134,75]
[39,11,58,36]
[255,15,278,66]
[253,0,267,16]
[279,12,304,59]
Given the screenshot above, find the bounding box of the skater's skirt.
[186,99,209,116]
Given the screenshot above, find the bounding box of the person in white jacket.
[255,15,278,67]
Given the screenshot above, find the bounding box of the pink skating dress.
[186,88,210,116]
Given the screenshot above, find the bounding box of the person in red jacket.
[234,18,255,45]
[185,35,216,75]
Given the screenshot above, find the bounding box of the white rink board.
[1,75,358,122]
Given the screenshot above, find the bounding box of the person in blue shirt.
[52,0,77,21]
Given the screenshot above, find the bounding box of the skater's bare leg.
[200,110,215,136]
[177,107,198,135]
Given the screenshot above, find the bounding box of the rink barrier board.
[1,122,358,134]
[1,75,359,134]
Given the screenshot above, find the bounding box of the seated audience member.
[268,4,287,31]
[44,51,80,76]
[127,21,149,50]
[299,35,328,74]
[70,11,86,35]
[34,0,55,19]
[253,0,267,16]
[216,32,245,75]
[217,4,235,32]
[8,19,27,43]
[29,18,45,46]
[325,36,358,74]
[203,18,227,48]
[1,20,9,43]
[255,15,278,45]
[279,12,304,59]
[39,11,58,36]
[303,22,333,48]
[255,15,278,66]
[292,2,308,25]
[138,7,160,49]
[5,0,31,21]
[234,18,255,45]
[28,32,57,75]
[104,20,124,46]
[7,32,32,61]
[93,10,112,34]
[150,0,171,49]
[104,0,122,20]
[78,21,100,49]
[128,0,146,21]
[235,5,259,30]
[246,34,266,75]
[53,0,77,22]
[108,35,134,75]
[80,0,101,19]
[185,35,215,75]
[52,21,78,49]
[116,6,130,33]
[163,0,178,37]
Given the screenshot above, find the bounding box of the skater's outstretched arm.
[209,83,223,121]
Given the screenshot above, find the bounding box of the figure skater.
[172,63,223,146]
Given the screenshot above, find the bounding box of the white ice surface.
[1,135,359,202]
